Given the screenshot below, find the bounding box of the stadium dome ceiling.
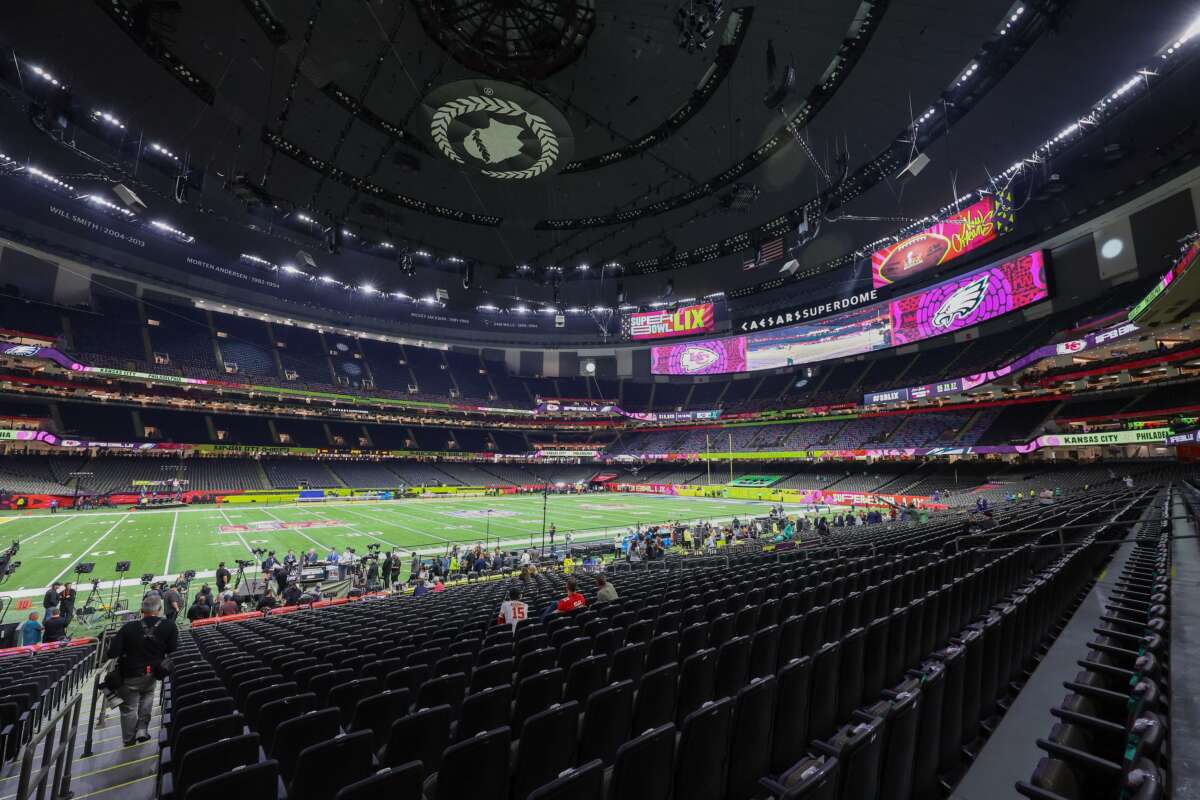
[2,0,1198,299]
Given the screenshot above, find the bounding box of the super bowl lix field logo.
[423,80,575,180]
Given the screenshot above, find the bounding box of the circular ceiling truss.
[412,0,598,80]
[555,0,1068,277]
[536,0,890,232]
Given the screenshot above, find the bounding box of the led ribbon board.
[624,303,715,340]
[863,318,1139,404]
[870,195,1010,288]
[652,251,1048,375]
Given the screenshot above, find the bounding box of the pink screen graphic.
[651,337,748,375]
[870,196,1000,288]
[888,251,1047,347]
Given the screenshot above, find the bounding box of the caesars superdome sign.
[421,80,574,180]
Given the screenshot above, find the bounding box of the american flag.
[742,236,786,270]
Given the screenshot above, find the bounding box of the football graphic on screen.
[875,232,952,284]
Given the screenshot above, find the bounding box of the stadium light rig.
[240,253,275,269]
[92,110,126,129]
[280,264,306,275]
[24,166,75,192]
[150,220,194,243]
[84,194,135,217]
[29,65,65,87]
[148,142,180,161]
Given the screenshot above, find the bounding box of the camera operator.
[215,562,231,594]
[365,555,379,590]
[107,595,178,746]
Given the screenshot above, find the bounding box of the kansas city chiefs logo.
[1059,339,1084,353]
[679,346,720,373]
[932,275,989,329]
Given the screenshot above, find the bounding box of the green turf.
[0,493,817,607]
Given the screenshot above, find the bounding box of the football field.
[0,493,814,612]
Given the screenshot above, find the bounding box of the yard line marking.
[262,509,328,551]
[310,512,403,551]
[163,511,179,575]
[342,507,453,546]
[218,509,255,555]
[15,516,73,545]
[51,514,129,584]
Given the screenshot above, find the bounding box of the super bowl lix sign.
[421,80,575,180]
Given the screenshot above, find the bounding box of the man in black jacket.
[215,563,231,594]
[42,608,69,643]
[42,583,61,614]
[108,595,178,746]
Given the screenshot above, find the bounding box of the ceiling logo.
[423,81,574,180]
[932,274,989,329]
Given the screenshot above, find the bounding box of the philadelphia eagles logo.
[422,80,574,180]
[932,274,989,329]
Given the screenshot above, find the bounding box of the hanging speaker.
[462,261,475,289]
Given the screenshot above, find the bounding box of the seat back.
[348,689,410,750]
[183,760,279,800]
[727,676,777,800]
[577,679,634,767]
[177,733,261,796]
[673,698,734,800]
[676,648,717,726]
[270,707,341,783]
[512,702,581,800]
[608,724,675,800]
[434,727,511,800]
[289,730,376,800]
[456,684,512,741]
[527,759,605,800]
[632,662,678,733]
[333,761,422,800]
[382,704,452,772]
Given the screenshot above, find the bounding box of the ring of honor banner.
[870,194,1013,288]
[652,251,1048,375]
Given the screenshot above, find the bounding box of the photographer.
[107,595,178,746]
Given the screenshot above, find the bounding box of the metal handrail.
[13,693,81,800]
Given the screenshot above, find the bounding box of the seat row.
[1017,489,1172,800]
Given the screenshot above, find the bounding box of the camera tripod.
[101,566,134,622]
[77,579,104,624]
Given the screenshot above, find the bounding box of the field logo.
[933,274,989,329]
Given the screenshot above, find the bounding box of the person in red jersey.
[555,577,587,615]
